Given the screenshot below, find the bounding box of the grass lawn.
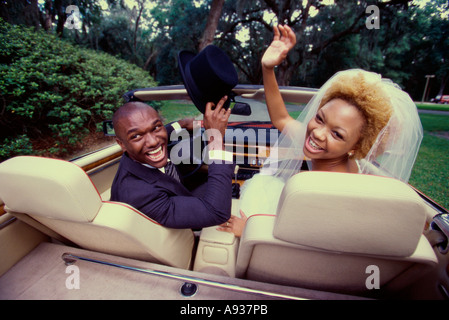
[416,103,449,112]
[159,100,200,123]
[409,112,449,209]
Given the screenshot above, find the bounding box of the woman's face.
[304,98,365,160]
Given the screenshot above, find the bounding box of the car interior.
[0,87,448,300]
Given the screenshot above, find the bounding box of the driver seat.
[0,156,194,269]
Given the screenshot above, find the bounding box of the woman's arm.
[261,25,297,132]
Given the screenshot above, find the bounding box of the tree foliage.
[0,19,156,160]
[2,0,447,98]
[215,0,449,94]
[0,1,448,161]
[148,0,210,85]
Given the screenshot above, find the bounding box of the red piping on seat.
[247,214,276,221]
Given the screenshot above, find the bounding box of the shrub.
[0,19,157,161]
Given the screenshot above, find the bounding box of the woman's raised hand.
[261,25,296,70]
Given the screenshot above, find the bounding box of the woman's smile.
[305,136,325,154]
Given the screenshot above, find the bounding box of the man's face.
[115,107,169,168]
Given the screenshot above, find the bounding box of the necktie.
[164,161,180,182]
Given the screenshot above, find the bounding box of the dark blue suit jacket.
[110,143,234,229]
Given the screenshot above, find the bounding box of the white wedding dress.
[239,69,423,217]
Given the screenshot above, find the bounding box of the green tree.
[217,0,417,86]
[400,0,449,100]
[2,0,447,97]
[0,19,156,160]
[0,0,105,37]
[149,0,210,84]
[199,0,225,50]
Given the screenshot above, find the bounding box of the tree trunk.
[277,64,288,87]
[23,0,41,29]
[437,74,448,96]
[39,0,53,32]
[54,0,66,36]
[199,0,225,51]
[143,50,157,71]
[133,1,145,55]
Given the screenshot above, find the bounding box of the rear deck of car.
[1,242,361,300]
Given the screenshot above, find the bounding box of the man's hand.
[203,96,231,151]
[177,117,196,131]
[261,25,296,70]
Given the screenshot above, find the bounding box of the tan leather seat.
[0,156,194,269]
[235,171,438,297]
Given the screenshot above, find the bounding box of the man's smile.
[145,145,165,162]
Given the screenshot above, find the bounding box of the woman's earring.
[348,151,354,157]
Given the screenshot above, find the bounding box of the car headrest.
[274,172,426,257]
[0,156,102,222]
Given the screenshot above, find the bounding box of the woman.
[218,25,423,237]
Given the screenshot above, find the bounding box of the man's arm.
[117,164,234,229]
[165,117,195,137]
[118,97,234,229]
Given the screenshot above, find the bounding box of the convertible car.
[0,85,448,301]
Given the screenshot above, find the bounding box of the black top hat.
[178,45,238,114]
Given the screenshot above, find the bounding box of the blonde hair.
[319,72,393,159]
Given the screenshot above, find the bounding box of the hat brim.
[178,50,209,114]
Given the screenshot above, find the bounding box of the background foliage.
[2,1,447,96]
[0,0,448,162]
[0,18,156,160]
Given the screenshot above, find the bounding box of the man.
[110,97,235,229]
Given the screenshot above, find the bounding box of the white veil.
[260,69,423,183]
